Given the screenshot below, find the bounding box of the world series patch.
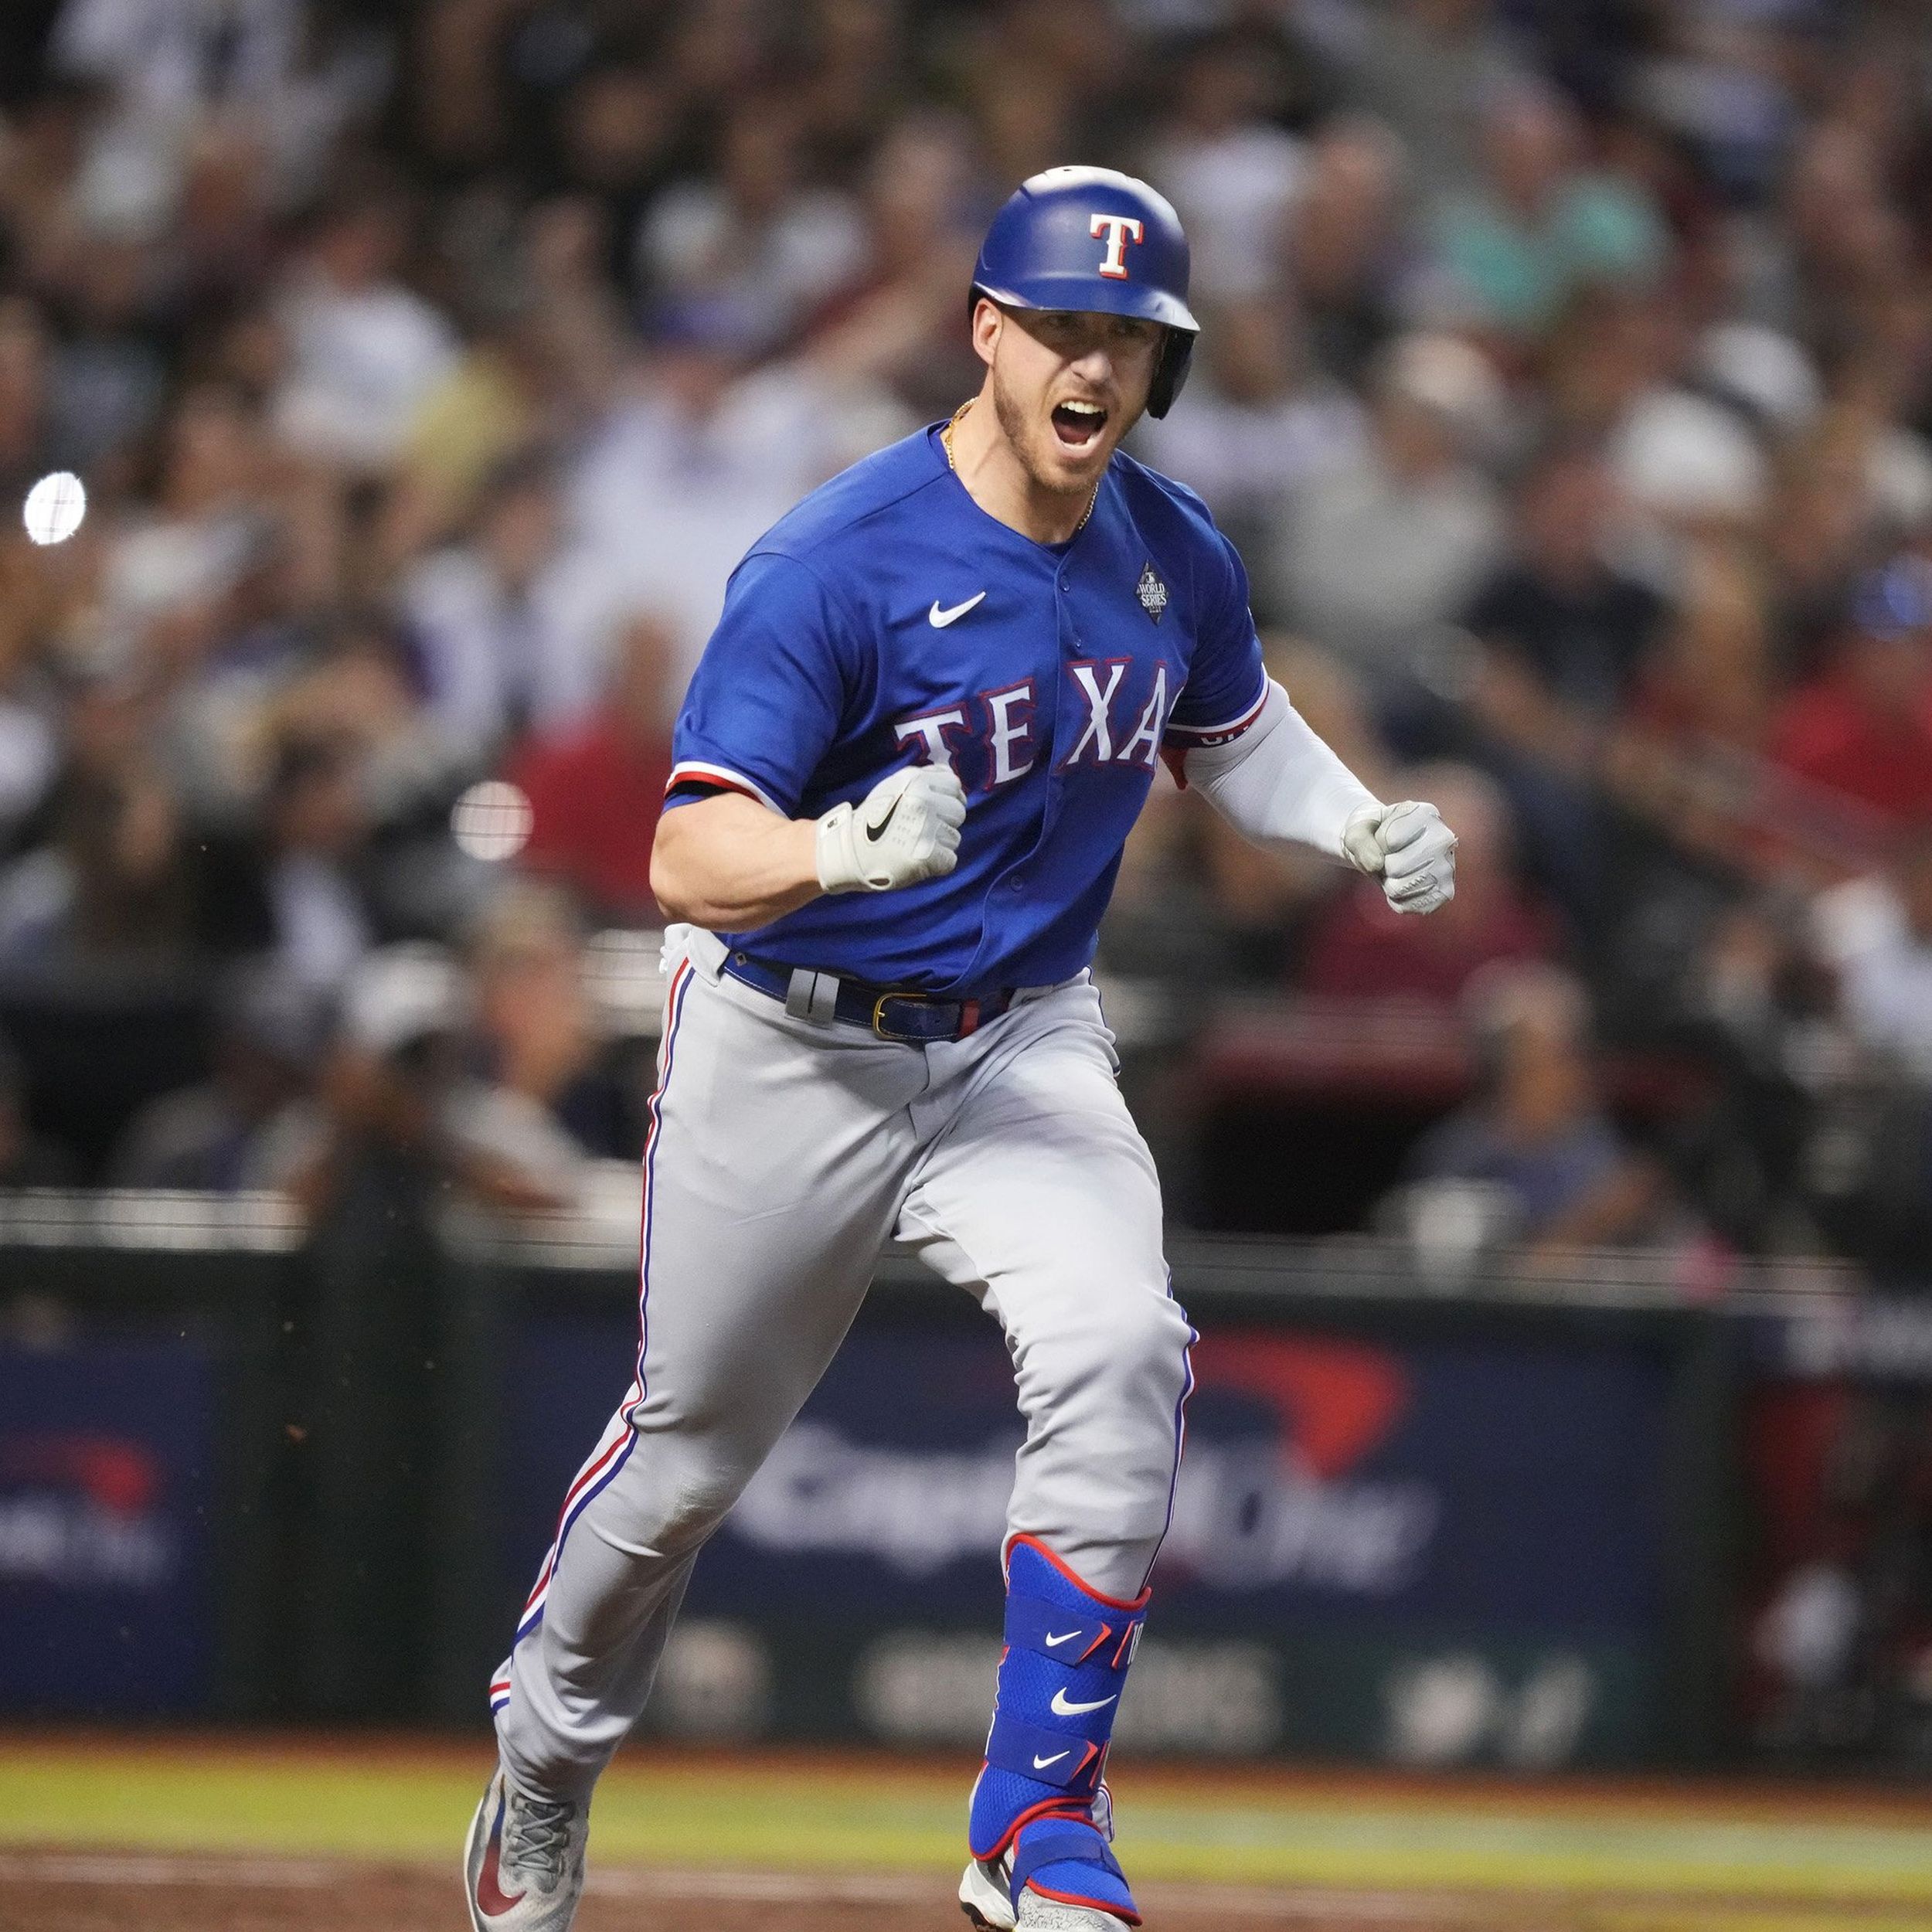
[1135,560,1168,624]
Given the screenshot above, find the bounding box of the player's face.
[982,304,1162,496]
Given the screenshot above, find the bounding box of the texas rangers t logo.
[1090,213,1145,278]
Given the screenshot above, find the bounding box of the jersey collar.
[926,418,1110,558]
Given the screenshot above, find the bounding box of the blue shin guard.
[968,1536,1148,1924]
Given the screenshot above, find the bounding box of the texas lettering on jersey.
[665,422,1268,994]
[893,657,1172,790]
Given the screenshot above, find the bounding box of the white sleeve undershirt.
[1179,679,1379,863]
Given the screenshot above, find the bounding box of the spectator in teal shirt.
[1431,85,1669,338]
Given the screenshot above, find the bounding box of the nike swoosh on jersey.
[1043,1630,1082,1648]
[1050,1688,1118,1716]
[1032,1750,1072,1770]
[929,591,987,628]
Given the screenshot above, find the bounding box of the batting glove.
[1342,799,1458,915]
[816,764,967,894]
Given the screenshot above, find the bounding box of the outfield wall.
[1,1194,1924,1772]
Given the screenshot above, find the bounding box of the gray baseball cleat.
[959,1852,1133,1930]
[961,1783,1132,1930]
[464,1763,588,1930]
[959,1850,1018,1929]
[1016,1899,1133,1930]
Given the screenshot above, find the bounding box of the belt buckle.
[872,992,980,1043]
[872,992,925,1042]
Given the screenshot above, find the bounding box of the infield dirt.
[8,1851,1932,1932]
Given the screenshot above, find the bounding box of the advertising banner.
[0,1341,219,1712]
[499,1307,1672,1766]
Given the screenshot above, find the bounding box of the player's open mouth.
[1050,400,1107,451]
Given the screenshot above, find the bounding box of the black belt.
[723,952,1015,1043]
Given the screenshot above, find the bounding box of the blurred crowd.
[0,0,1930,1287]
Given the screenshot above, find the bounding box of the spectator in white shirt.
[1817,832,1932,1086]
[399,451,607,766]
[1133,295,1366,572]
[104,381,266,643]
[1144,29,1306,302]
[562,320,913,686]
[53,0,389,235]
[273,181,458,472]
[634,94,868,359]
[1273,332,1506,694]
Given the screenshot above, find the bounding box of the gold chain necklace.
[942,398,1100,538]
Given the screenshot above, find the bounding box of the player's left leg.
[895,978,1193,1929]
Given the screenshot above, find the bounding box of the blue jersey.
[665,422,1267,994]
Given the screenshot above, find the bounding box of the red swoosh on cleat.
[475,1811,525,1918]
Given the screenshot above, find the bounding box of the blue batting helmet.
[971,166,1199,419]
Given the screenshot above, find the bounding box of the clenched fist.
[816,764,968,894]
[1342,800,1458,915]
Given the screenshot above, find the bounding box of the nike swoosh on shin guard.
[1050,1689,1117,1716]
[970,1538,1149,1868]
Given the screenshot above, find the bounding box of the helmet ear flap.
[1148,328,1195,419]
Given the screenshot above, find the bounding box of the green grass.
[3,1745,1931,1904]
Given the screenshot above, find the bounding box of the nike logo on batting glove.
[816,765,967,894]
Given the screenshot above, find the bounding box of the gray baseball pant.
[491,924,1194,1802]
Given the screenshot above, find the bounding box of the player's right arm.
[651,793,822,929]
[655,549,969,929]
[651,764,966,928]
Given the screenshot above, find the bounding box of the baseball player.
[467,167,1458,1932]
